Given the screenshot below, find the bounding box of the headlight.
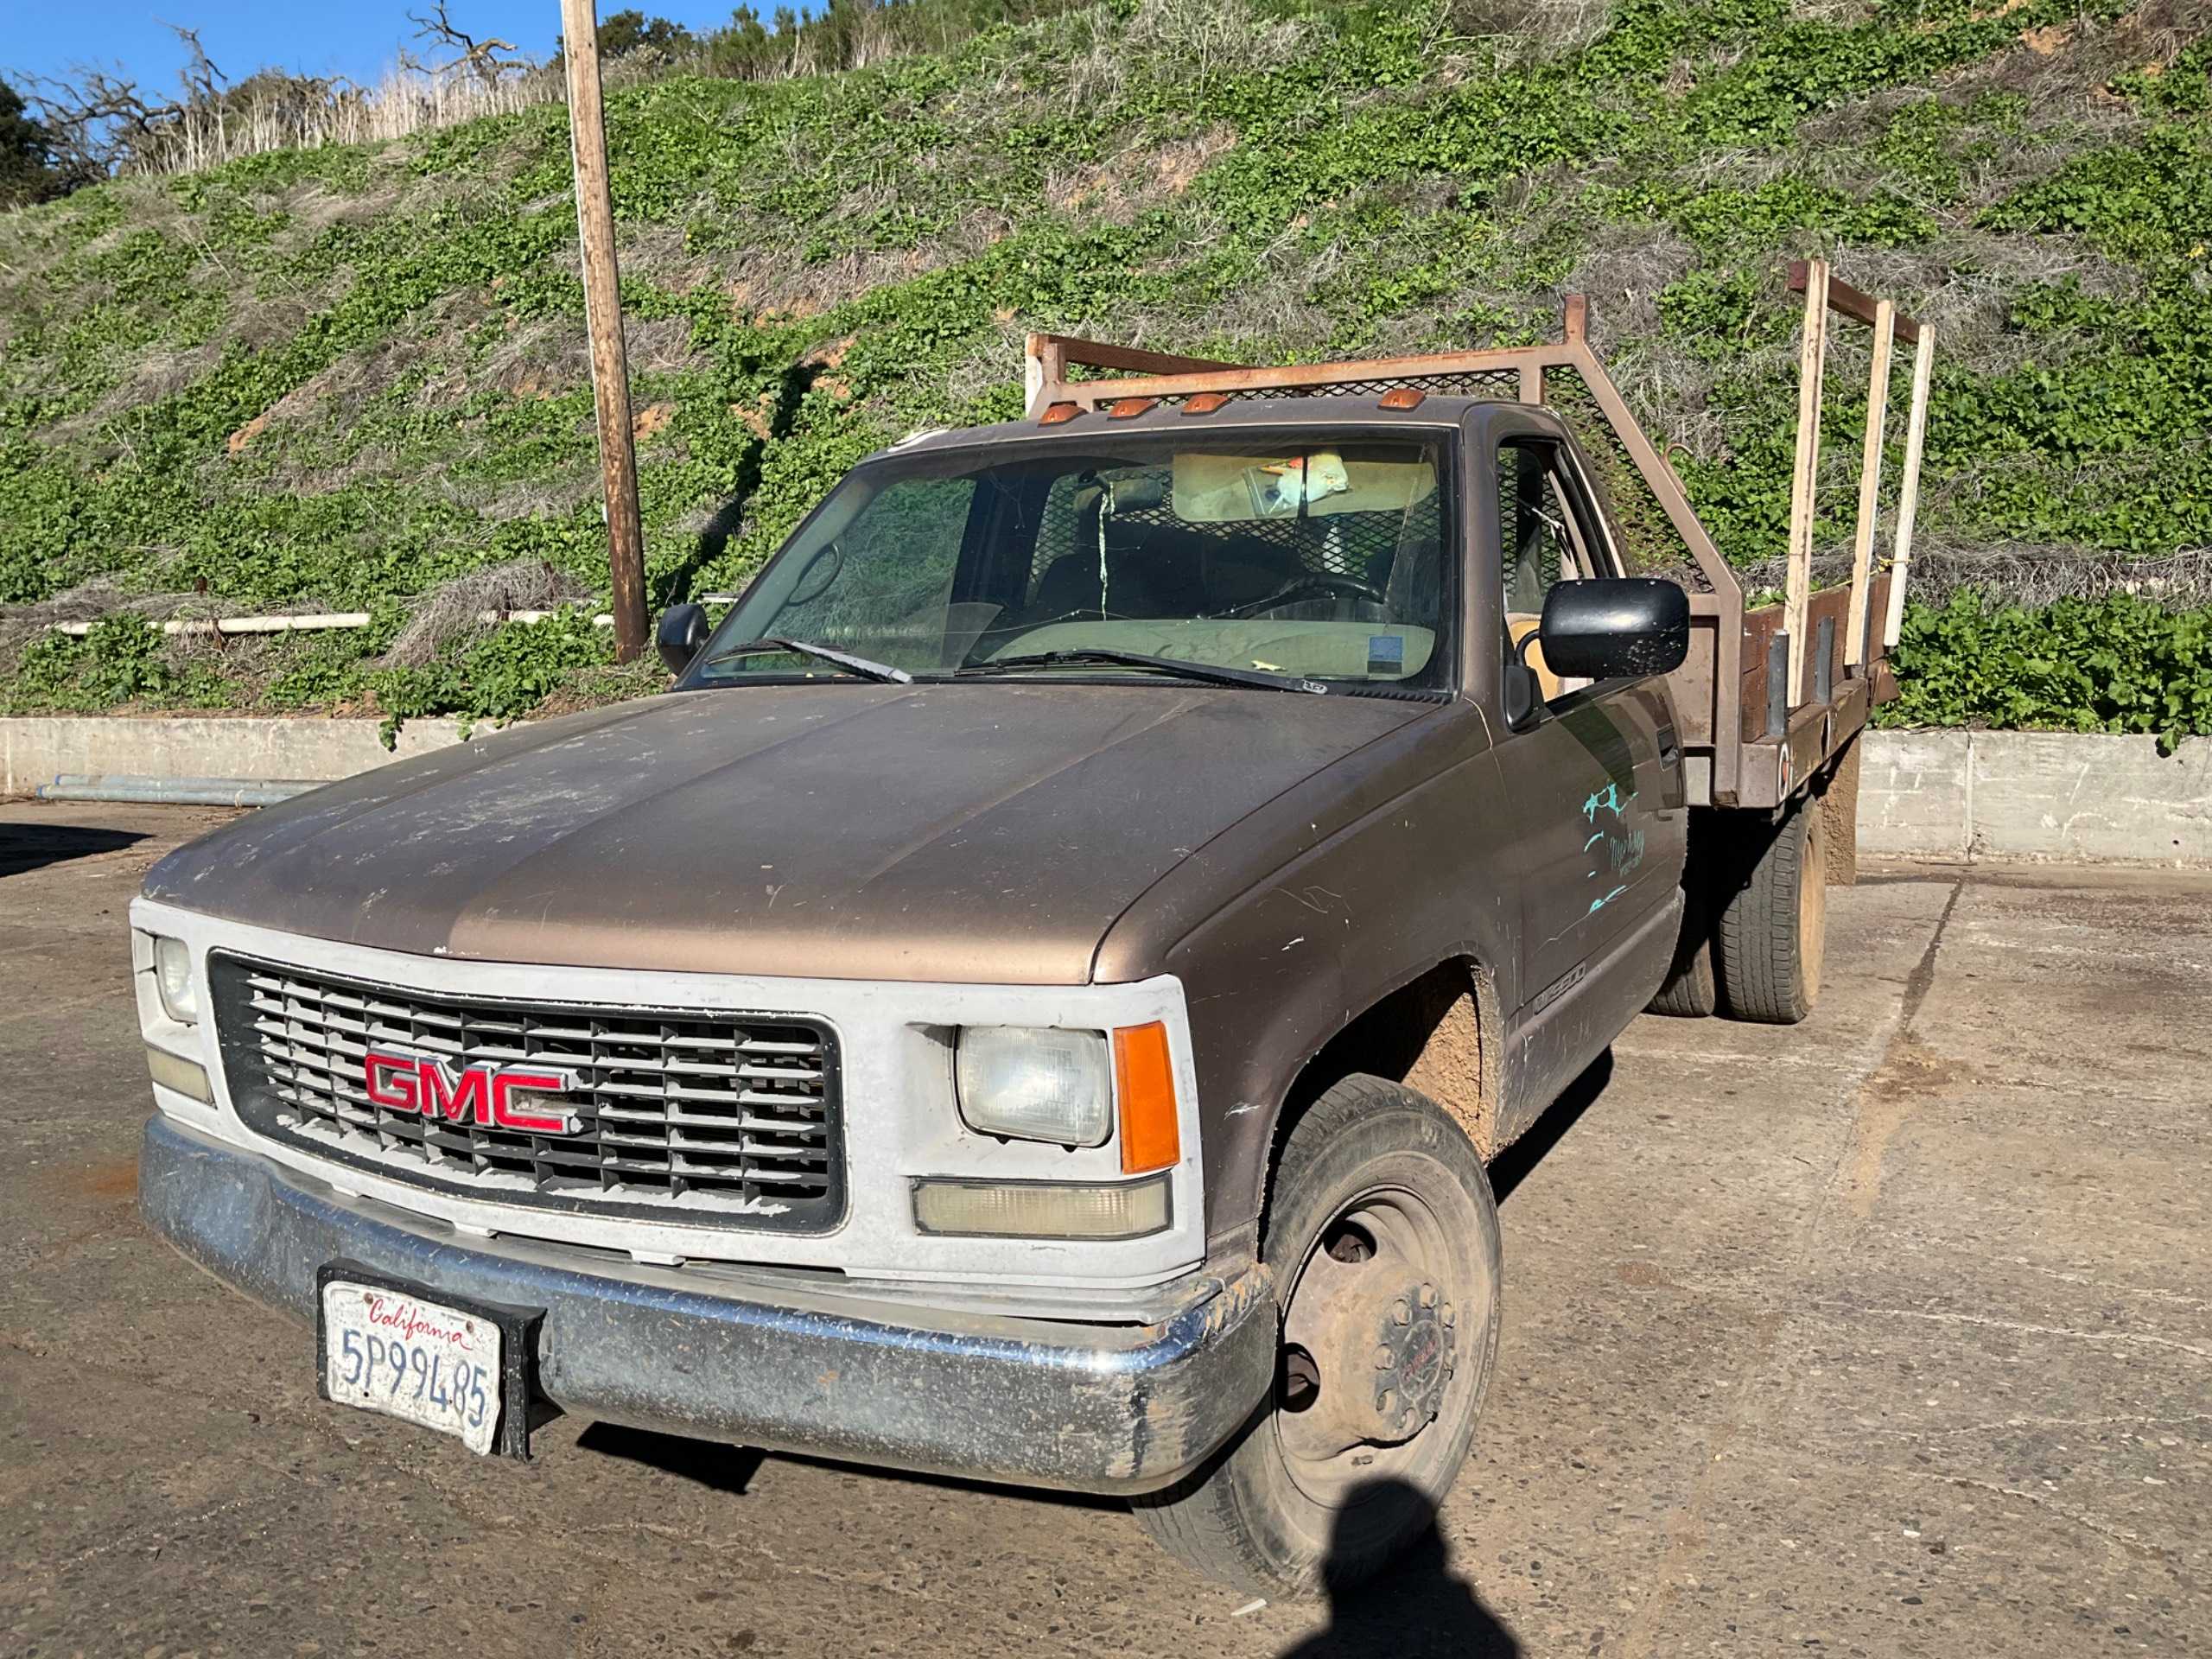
[152,936,199,1024]
[955,1027,1110,1147]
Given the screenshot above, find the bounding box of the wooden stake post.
[561,0,648,663]
[1783,260,1829,705]
[1843,297,1895,668]
[1785,260,1935,700]
[1884,326,1936,650]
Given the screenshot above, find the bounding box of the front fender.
[1108,713,1518,1239]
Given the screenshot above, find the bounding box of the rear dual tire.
[1133,1076,1502,1599]
[1647,915,1719,1017]
[1649,791,1829,1026]
[1714,796,1827,1025]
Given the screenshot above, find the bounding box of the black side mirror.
[1503,659,1541,730]
[1534,578,1689,683]
[657,602,710,677]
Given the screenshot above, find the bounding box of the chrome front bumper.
[139,1115,1275,1495]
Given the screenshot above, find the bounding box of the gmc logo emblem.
[363,1050,582,1135]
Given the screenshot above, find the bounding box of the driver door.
[1487,429,1688,1109]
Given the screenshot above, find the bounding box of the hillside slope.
[2,0,2207,733]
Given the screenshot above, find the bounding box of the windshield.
[688,434,1453,692]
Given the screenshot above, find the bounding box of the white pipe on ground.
[50,613,373,638]
[48,608,616,638]
[36,773,321,806]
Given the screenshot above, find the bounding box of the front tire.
[1133,1075,1502,1599]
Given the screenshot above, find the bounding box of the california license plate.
[319,1274,511,1454]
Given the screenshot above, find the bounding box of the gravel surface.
[3,802,2206,1657]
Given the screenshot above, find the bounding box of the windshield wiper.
[696,637,912,684]
[955,649,1325,695]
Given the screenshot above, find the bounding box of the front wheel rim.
[1272,1184,1475,1508]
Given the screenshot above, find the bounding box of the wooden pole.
[1843,297,1894,669]
[1783,259,1829,705]
[1883,325,1936,651]
[561,0,647,664]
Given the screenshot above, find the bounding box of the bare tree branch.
[407,3,526,86]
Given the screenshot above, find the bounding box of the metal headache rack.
[1023,262,1934,810]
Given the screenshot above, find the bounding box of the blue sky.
[5,3,747,92]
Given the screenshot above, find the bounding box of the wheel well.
[1274,958,1501,1170]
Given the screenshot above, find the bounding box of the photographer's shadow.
[1278,1478,1521,1658]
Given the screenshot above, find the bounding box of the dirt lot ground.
[3,801,2207,1658]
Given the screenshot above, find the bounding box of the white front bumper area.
[130,898,1205,1292]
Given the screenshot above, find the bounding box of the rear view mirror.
[1534,578,1689,682]
[658,602,710,677]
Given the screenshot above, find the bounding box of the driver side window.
[1498,438,1606,702]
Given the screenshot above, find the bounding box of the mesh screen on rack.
[1027,465,1442,592]
[1111,368,1522,408]
[1541,368,1712,593]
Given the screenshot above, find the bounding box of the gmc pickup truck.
[134,273,1923,1596]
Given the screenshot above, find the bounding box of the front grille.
[209,954,842,1230]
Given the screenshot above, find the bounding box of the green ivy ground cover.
[1,0,2207,741]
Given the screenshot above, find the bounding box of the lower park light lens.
[911,1175,1171,1240]
[146,1045,213,1104]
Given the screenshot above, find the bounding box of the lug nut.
[1418,1282,1439,1309]
[1390,1298,1412,1325]
[1441,1303,1457,1328]
[1374,1344,1395,1370]
[1376,1388,1395,1414]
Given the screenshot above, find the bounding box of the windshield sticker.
[1366,634,1406,677]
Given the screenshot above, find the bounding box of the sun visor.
[1171,451,1436,523]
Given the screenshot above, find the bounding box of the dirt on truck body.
[131,267,1925,1597]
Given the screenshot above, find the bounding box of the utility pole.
[560,0,647,662]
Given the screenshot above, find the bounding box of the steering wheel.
[1218,571,1388,620]
[784,540,844,609]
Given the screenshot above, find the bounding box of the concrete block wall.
[1859,729,2211,866]
[4,715,2209,867]
[1,716,469,798]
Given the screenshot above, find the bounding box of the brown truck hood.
[143,683,1432,983]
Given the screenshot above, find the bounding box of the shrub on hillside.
[1880,592,2212,748]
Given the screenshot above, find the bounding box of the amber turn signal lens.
[1180,391,1233,416]
[1377,385,1427,410]
[1038,401,1083,425]
[1112,1021,1180,1174]
[1107,397,1158,420]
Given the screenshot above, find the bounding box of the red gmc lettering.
[421,1062,488,1125]
[364,1052,423,1112]
[489,1070,577,1134]
[361,1052,580,1135]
